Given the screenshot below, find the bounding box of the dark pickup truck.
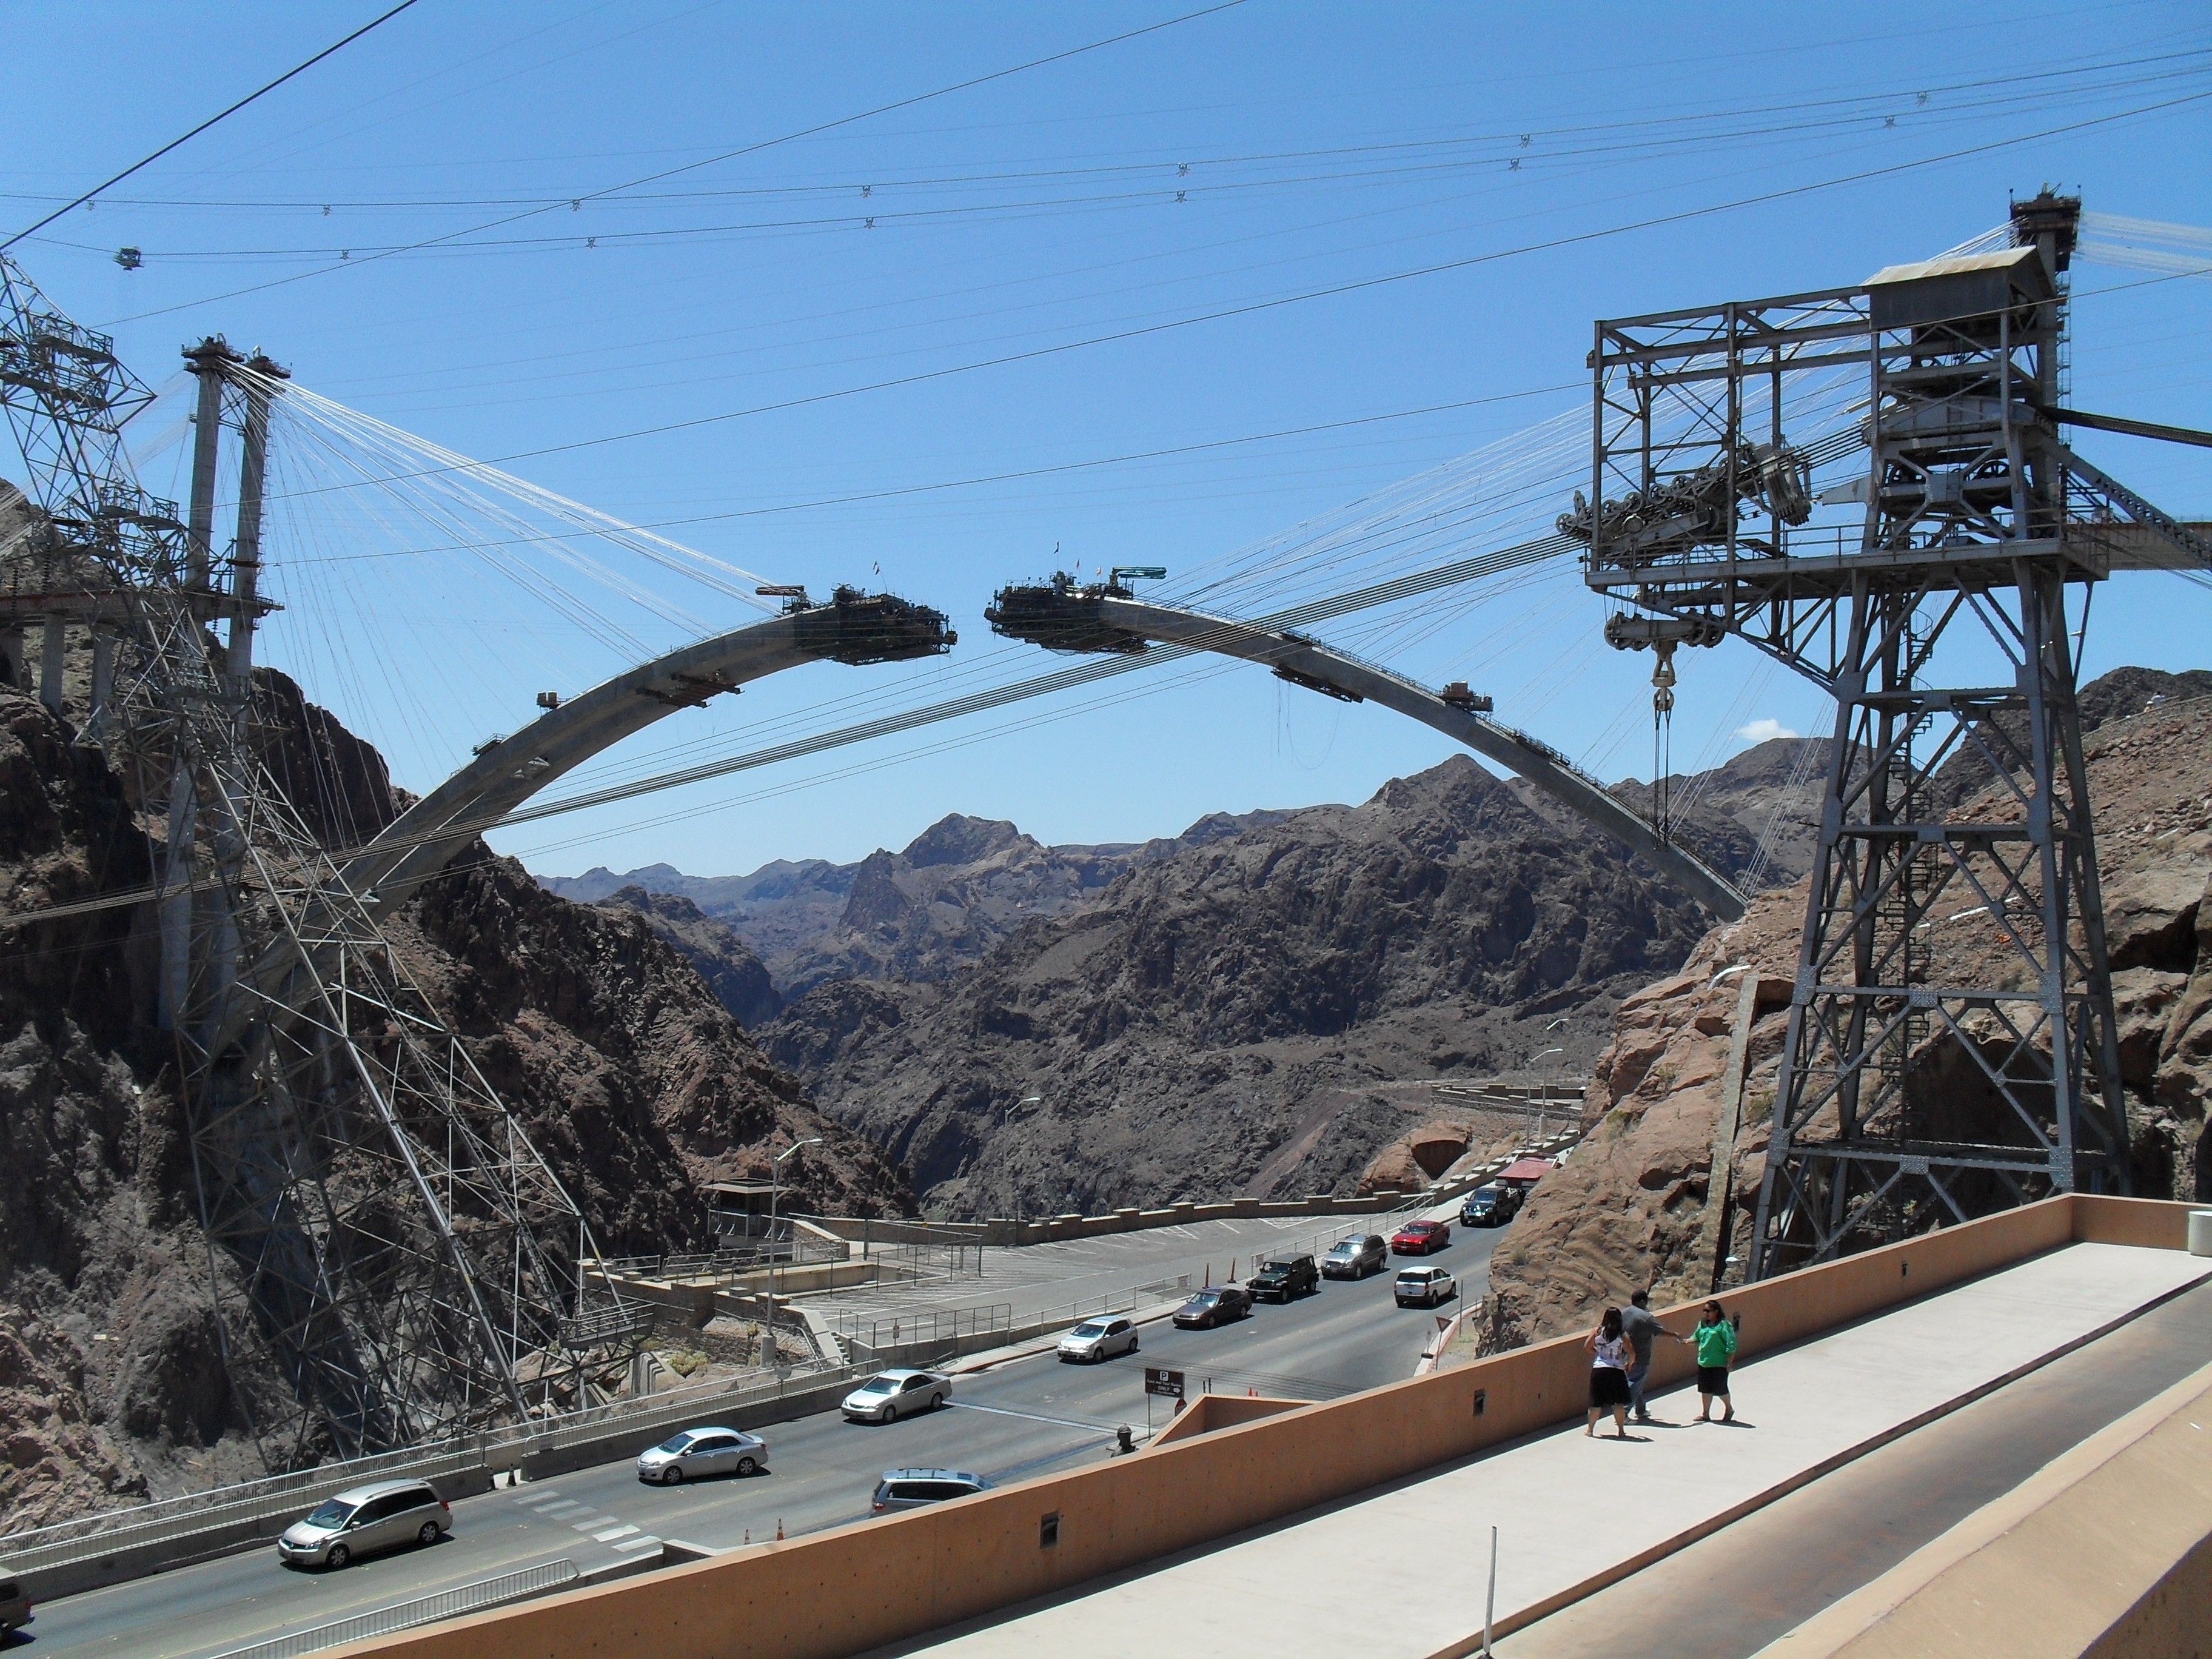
[1246,1253,1319,1302]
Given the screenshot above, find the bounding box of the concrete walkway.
[888,1242,2211,1659]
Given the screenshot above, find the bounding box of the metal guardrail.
[5,1137,1584,1584]
[0,1360,856,1579]
[206,1558,579,1659]
[832,1302,1012,1354]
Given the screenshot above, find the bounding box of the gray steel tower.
[1563,195,2208,1277]
[0,256,641,1464]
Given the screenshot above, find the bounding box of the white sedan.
[840,1368,951,1424]
[1057,1316,1139,1363]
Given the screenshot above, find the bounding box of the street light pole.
[768,1137,823,1362]
[1530,1049,1564,1144]
[1008,1096,1041,1235]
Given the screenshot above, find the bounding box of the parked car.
[1246,1254,1319,1302]
[1173,1285,1252,1329]
[1058,1315,1140,1363]
[841,1368,950,1424]
[1390,1218,1451,1255]
[0,1577,29,1640]
[1321,1234,1388,1279]
[872,1468,994,1513]
[636,1425,768,1484]
[1460,1185,1522,1228]
[1395,1266,1456,1309]
[277,1479,450,1569]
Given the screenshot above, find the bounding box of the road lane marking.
[612,1535,661,1553]
[593,1525,640,1542]
[535,1501,585,1516]
[948,1401,1123,1432]
[514,1489,558,1504]
[571,1517,612,1532]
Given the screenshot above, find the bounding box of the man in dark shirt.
[1620,1289,1686,1423]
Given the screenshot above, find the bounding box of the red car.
[1390,1218,1450,1255]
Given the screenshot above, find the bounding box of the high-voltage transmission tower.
[1561,194,2211,1278]
[0,255,640,1466]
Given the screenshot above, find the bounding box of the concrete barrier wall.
[1147,1394,1307,1449]
[1760,1358,2212,1658]
[329,1192,2198,1659]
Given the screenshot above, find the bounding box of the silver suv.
[871,1468,992,1513]
[278,1479,450,1569]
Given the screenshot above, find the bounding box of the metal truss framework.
[1567,196,2200,1278]
[0,258,641,1464]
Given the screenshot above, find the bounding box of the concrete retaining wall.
[323,1194,2195,1659]
[1759,1353,2212,1658]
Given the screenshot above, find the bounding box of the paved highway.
[24,1223,1507,1659]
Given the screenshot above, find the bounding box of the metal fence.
[601,1238,846,1279]
[207,1558,579,1659]
[831,1302,1012,1355]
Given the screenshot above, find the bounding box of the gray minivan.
[871,1468,993,1513]
[278,1478,451,1569]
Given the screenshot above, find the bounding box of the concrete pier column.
[39,617,65,713]
[89,626,116,733]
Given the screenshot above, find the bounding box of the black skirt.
[1590,1366,1631,1409]
[1697,1364,1731,1395]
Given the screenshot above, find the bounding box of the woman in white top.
[1586,1306,1634,1438]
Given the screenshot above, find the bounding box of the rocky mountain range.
[546,809,1289,999]
[536,723,1864,1223]
[1484,666,2212,1353]
[0,666,908,1532]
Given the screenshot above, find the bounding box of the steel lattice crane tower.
[1562,195,2211,1278]
[0,255,641,1465]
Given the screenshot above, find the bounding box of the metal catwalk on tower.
[0,255,642,1465]
[1562,194,2208,1279]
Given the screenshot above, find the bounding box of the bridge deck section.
[886,1242,2210,1659]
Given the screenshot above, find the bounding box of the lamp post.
[1530,1049,1563,1143]
[1008,1096,1041,1233]
[768,1137,822,1356]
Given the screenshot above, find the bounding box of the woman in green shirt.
[1694,1301,1738,1423]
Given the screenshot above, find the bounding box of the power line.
[0,0,426,252]
[96,0,1253,324]
[185,84,2212,503]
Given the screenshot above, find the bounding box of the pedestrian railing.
[831,1302,1013,1355]
[204,1558,579,1659]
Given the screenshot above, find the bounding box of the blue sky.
[8,1,2210,876]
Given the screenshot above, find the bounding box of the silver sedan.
[840,1369,950,1423]
[1057,1316,1139,1363]
[635,1426,768,1484]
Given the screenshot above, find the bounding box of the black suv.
[1246,1254,1319,1302]
[1460,1184,1523,1228]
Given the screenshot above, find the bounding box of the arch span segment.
[338,589,953,917]
[993,589,1747,920]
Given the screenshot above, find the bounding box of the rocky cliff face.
[762,754,1734,1218]
[592,885,782,1028]
[1483,670,2212,1353]
[0,673,908,1533]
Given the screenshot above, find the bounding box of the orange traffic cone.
[776,1518,785,1541]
